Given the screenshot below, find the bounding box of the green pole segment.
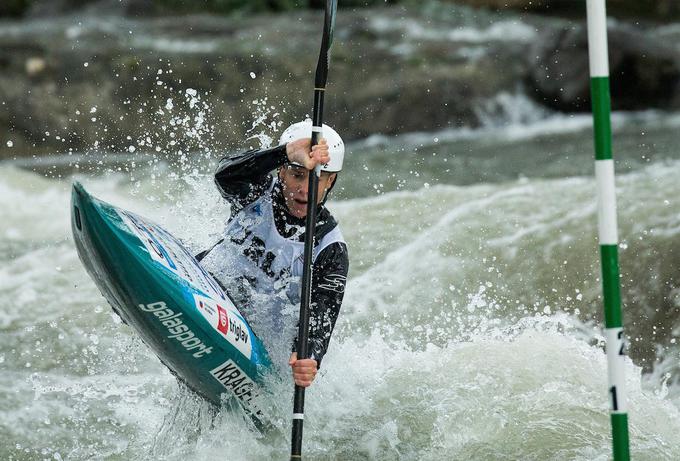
[586,1,630,460]
[590,78,612,161]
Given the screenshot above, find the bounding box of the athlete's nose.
[298,176,309,196]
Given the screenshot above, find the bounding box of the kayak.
[70,182,271,420]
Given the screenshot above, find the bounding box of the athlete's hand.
[285,138,330,170]
[289,352,318,387]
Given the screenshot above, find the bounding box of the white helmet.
[278,119,344,172]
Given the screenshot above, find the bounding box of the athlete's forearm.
[308,292,343,363]
[214,144,288,211]
[293,243,349,367]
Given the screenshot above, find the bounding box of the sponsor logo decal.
[318,273,346,293]
[118,210,226,302]
[121,212,177,270]
[193,294,252,359]
[211,359,263,418]
[138,301,213,358]
[217,304,229,335]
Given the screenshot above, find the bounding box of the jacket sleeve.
[292,241,349,368]
[214,144,288,213]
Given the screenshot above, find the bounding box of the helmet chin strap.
[319,174,338,207]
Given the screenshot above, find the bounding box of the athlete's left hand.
[289,353,318,387]
[285,138,330,170]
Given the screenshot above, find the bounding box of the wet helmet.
[278,119,344,172]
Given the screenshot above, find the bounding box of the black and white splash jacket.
[198,144,349,367]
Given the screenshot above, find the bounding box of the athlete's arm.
[289,241,348,386]
[214,138,330,214]
[214,144,288,212]
[300,242,349,368]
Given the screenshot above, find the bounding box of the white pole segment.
[595,159,619,245]
[605,327,627,413]
[586,0,609,77]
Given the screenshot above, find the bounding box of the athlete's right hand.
[285,138,330,170]
[289,353,318,387]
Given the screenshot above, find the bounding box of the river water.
[2,92,680,459]
[3,6,680,458]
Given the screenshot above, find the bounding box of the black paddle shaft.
[291,1,337,459]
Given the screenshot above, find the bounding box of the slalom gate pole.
[290,1,337,459]
[585,1,630,459]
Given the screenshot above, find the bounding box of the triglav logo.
[193,294,253,359]
[217,304,229,335]
[229,319,248,343]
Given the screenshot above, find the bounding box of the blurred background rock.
[3,0,679,20]
[1,0,679,158]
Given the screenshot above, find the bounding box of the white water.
[2,146,680,458]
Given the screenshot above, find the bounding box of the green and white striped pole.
[585,1,630,459]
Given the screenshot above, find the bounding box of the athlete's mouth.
[294,199,307,206]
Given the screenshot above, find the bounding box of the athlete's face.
[279,165,336,219]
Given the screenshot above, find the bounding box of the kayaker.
[198,120,349,388]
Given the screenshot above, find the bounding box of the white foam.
[369,17,537,44]
[350,95,680,152]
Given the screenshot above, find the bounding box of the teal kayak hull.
[71,182,271,419]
